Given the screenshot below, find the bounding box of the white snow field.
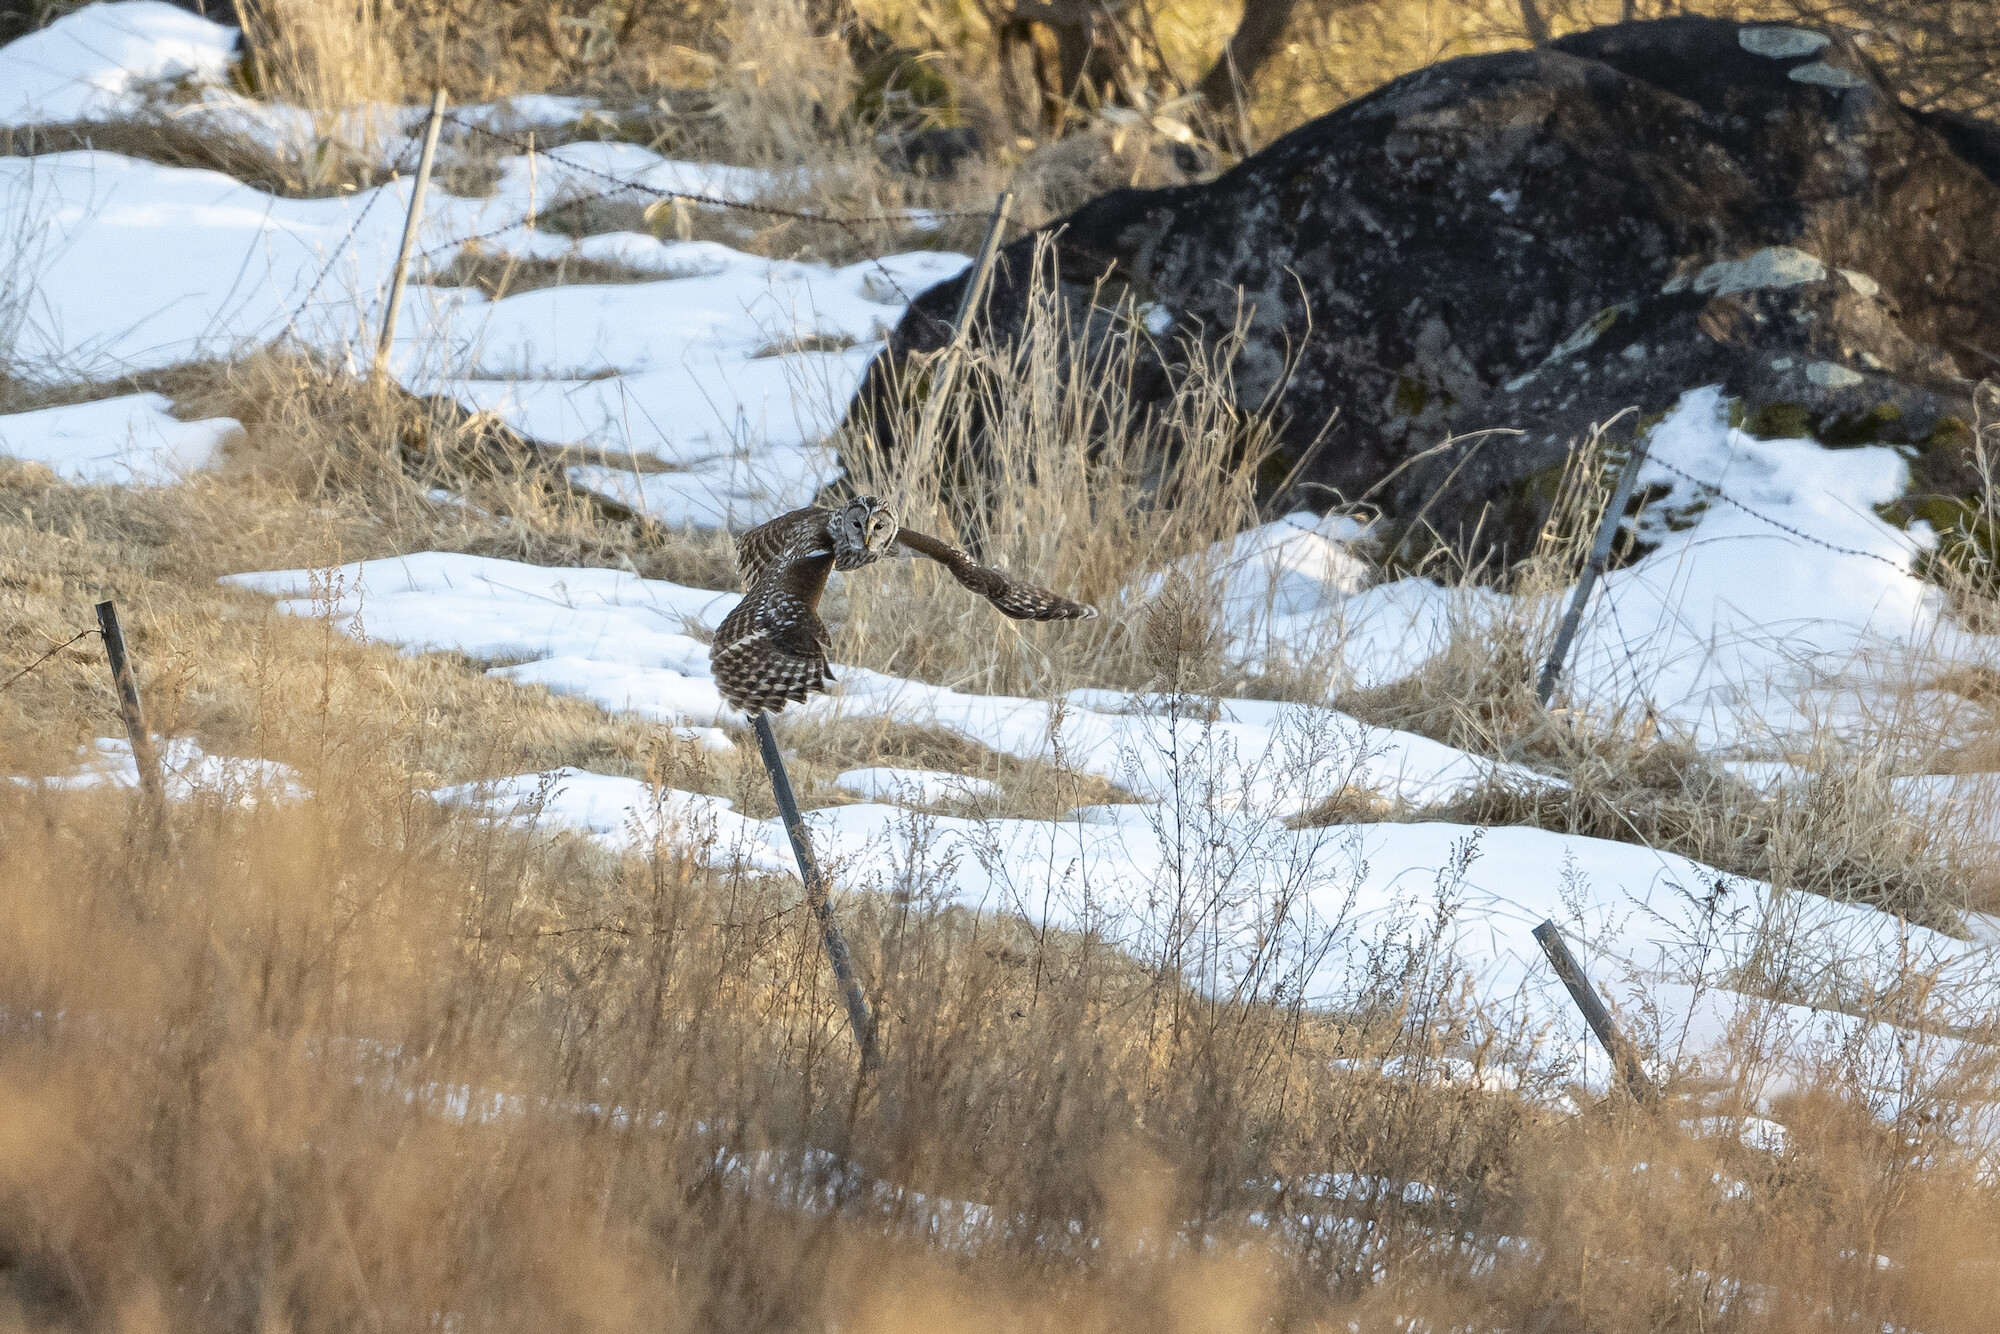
[834,765,1002,804]
[0,1,237,126]
[7,3,2000,1119]
[220,551,1558,813]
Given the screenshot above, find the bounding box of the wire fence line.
[282,132,426,336]
[1644,454,1918,575]
[284,111,1001,340]
[0,628,100,696]
[443,113,993,230]
[1539,441,1943,712]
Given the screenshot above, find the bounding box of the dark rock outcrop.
[851,17,2000,559]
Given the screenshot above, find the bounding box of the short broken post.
[1533,919,1655,1103]
[94,599,162,801]
[754,713,880,1074]
[374,88,449,381]
[1534,433,1652,707]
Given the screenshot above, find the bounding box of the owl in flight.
[710,497,1097,716]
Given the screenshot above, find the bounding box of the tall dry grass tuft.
[243,0,406,109]
[835,242,1274,698]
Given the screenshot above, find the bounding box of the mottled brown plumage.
[710,497,1096,716]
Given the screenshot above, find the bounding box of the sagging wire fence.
[282,92,1006,343]
[1533,422,1944,709]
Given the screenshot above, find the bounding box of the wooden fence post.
[1535,433,1652,707]
[754,713,880,1074]
[1533,919,1656,1103]
[374,89,449,380]
[948,191,1013,350]
[911,190,1014,487]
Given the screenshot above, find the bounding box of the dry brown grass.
[6,741,2000,1331]
[834,248,1275,700]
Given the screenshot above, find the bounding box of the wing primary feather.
[894,526,1098,621]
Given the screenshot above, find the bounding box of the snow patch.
[25,735,303,804]
[222,553,1556,812]
[0,392,238,484]
[433,766,792,874]
[0,1,238,126]
[835,766,1001,805]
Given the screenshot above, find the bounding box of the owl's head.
[829,496,899,570]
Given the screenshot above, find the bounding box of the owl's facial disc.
[832,496,897,569]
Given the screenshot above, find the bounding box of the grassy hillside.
[1,0,1998,1328]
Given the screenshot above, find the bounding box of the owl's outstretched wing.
[894,527,1098,621]
[710,579,836,716]
[734,506,828,591]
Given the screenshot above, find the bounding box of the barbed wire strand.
[281,137,424,337]
[444,113,990,227]
[1647,455,1916,574]
[439,114,990,334]
[415,191,598,268]
[0,629,101,696]
[281,186,393,335]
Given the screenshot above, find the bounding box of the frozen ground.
[6,3,2000,1124]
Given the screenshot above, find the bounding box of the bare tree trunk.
[1194,0,1303,129]
[998,0,1134,131]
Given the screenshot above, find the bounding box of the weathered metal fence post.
[94,600,162,801]
[374,88,449,380]
[1533,919,1656,1103]
[1534,433,1652,707]
[754,714,880,1074]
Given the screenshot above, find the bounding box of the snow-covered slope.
[0,1,237,125]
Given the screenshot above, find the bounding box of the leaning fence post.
[753,713,880,1075]
[1533,919,1655,1103]
[913,190,1013,459]
[1534,431,1652,707]
[948,190,1013,350]
[374,88,448,380]
[94,600,162,801]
